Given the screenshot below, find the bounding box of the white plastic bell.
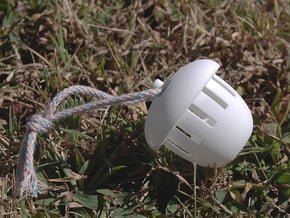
[145,59,253,167]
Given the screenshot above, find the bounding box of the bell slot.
[202,86,228,109]
[188,104,216,127]
[176,125,191,138]
[166,138,191,156]
[212,75,236,97]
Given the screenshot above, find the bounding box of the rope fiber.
[15,85,161,197]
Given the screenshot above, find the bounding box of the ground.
[0,0,289,217]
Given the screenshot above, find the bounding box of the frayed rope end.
[15,170,47,198]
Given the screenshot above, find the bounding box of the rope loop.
[15,85,161,197]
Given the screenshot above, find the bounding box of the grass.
[0,0,289,217]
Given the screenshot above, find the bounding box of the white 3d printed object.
[145,59,253,167]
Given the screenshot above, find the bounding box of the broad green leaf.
[72,193,99,210]
[62,128,95,141]
[95,165,127,186]
[215,190,227,203]
[96,188,118,198]
[124,215,146,218]
[263,122,279,136]
[277,172,290,184]
[79,160,89,174]
[34,198,55,206]
[71,207,92,217]
[282,132,290,144]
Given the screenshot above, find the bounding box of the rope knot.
[16,86,161,197]
[27,114,54,133]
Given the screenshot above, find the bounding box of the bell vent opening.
[176,125,191,138]
[202,75,238,110]
[212,75,236,97]
[189,104,216,127]
[202,86,228,109]
[166,138,191,156]
[164,124,203,158]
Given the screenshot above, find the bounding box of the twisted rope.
[16,85,161,197]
